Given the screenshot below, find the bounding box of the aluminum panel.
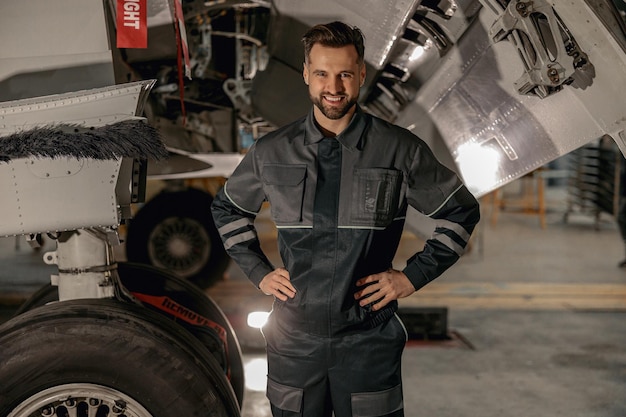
[0,81,155,132]
[411,2,626,197]
[0,0,114,100]
[0,81,156,236]
[0,158,123,237]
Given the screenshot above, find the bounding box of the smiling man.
[303,36,364,129]
[211,21,481,417]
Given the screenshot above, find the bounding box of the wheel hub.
[8,383,153,417]
[148,217,211,277]
[167,235,193,258]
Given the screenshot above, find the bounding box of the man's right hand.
[259,267,296,301]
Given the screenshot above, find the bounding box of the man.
[211,21,480,417]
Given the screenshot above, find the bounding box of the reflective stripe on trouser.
[263,312,407,417]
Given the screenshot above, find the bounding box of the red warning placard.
[116,0,147,49]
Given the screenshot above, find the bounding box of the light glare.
[456,141,501,194]
[247,311,270,328]
[409,45,425,61]
[244,358,268,392]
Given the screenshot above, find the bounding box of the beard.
[310,93,358,120]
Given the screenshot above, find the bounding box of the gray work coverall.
[211,106,481,416]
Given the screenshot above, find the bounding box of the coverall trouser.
[263,311,408,417]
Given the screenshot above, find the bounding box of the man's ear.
[303,62,309,85]
[360,64,366,87]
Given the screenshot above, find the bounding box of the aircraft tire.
[0,299,240,416]
[12,262,245,408]
[125,187,230,289]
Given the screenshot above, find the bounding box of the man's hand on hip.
[354,269,416,311]
[259,267,296,301]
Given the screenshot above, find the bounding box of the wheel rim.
[147,216,211,278]
[8,383,152,417]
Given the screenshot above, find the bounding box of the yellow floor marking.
[400,282,626,310]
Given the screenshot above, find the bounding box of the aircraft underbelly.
[412,2,626,197]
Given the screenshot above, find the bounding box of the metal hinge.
[480,0,594,98]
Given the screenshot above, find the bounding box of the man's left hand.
[354,269,416,311]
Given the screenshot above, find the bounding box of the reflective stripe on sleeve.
[223,230,258,250]
[435,219,471,241]
[218,217,254,235]
[432,231,465,256]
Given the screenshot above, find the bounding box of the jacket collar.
[303,105,367,151]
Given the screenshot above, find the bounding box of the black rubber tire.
[12,262,245,408]
[0,299,240,416]
[125,188,230,289]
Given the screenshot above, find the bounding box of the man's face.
[303,44,366,122]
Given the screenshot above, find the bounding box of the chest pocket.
[351,168,402,228]
[262,164,307,224]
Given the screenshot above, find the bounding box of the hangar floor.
[1,183,626,416]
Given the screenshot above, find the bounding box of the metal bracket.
[481,0,593,98]
[26,233,44,249]
[44,228,122,301]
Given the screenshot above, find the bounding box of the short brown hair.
[301,21,365,64]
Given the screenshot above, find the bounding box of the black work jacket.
[211,106,480,336]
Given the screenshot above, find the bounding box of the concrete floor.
[1,184,626,416]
